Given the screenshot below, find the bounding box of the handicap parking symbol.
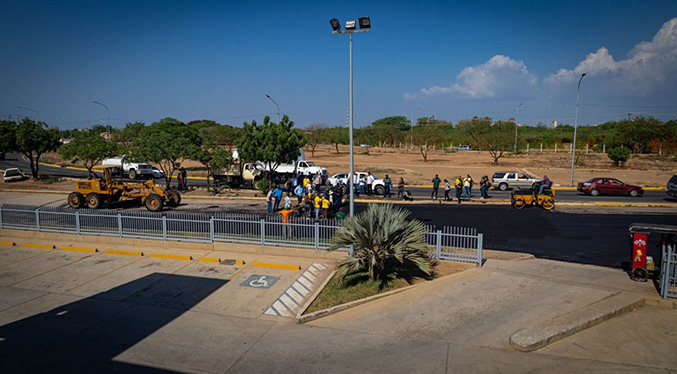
[240,274,279,289]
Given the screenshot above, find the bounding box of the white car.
[152,167,164,178]
[456,145,472,151]
[3,168,27,182]
[327,172,387,195]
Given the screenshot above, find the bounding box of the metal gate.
[660,242,677,299]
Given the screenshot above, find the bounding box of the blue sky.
[1,0,676,129]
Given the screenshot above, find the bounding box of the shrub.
[607,146,631,166]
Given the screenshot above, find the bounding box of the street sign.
[240,274,279,289]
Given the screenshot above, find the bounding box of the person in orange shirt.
[278,208,294,237]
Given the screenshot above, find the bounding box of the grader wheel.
[167,190,181,207]
[68,192,84,209]
[85,193,103,209]
[144,193,164,212]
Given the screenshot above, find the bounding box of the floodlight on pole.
[265,94,280,122]
[17,106,40,122]
[513,103,523,154]
[330,16,371,217]
[569,73,586,186]
[92,100,110,140]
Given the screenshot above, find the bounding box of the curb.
[508,292,647,352]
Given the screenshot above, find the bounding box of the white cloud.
[545,18,677,94]
[405,55,538,100]
[406,18,677,100]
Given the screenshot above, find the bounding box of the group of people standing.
[176,166,188,191]
[431,174,492,204]
[266,173,346,221]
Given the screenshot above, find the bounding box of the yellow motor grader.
[67,165,180,212]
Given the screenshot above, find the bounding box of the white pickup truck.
[261,160,328,178]
[101,157,154,180]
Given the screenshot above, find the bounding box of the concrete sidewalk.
[0,233,675,373]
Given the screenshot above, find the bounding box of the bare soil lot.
[37,147,677,187]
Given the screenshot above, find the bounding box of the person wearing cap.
[321,194,331,219]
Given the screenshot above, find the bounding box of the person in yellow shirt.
[321,195,331,219]
[313,194,322,220]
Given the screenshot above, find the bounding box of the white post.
[603,143,606,153]
[555,143,558,153]
[540,143,543,153]
[527,143,530,155]
[586,143,589,154]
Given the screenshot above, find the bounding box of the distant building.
[552,120,558,128]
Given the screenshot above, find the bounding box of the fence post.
[436,230,442,259]
[162,216,167,241]
[209,217,215,243]
[314,221,320,250]
[348,245,354,257]
[35,208,40,232]
[477,233,483,266]
[117,213,123,238]
[260,219,265,245]
[0,206,3,228]
[76,211,81,235]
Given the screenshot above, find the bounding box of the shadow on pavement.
[0,273,228,373]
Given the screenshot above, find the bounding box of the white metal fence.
[0,204,483,265]
[660,242,677,299]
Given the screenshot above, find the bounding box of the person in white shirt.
[366,172,375,196]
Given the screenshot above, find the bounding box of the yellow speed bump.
[253,262,301,271]
[60,246,98,253]
[150,253,193,261]
[0,241,16,247]
[200,257,222,263]
[20,243,56,249]
[103,249,144,257]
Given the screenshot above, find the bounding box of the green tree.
[413,124,443,162]
[330,204,431,286]
[15,119,61,178]
[613,117,663,153]
[112,121,146,147]
[196,124,236,185]
[129,118,202,187]
[328,126,349,154]
[0,120,17,152]
[59,131,121,179]
[236,115,306,185]
[457,117,513,164]
[372,116,410,146]
[305,123,328,157]
[607,146,631,166]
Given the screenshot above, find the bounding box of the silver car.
[491,171,542,191]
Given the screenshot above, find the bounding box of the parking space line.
[226,259,256,281]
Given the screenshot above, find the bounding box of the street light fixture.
[265,94,280,122]
[513,103,523,154]
[17,106,40,122]
[92,100,110,140]
[411,107,420,150]
[569,73,587,186]
[330,16,371,217]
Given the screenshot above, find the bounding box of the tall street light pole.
[92,101,110,140]
[265,94,280,122]
[330,17,370,217]
[513,103,523,154]
[17,106,40,122]
[411,107,420,151]
[569,73,587,186]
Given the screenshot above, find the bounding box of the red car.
[577,177,644,197]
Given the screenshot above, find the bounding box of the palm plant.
[330,204,432,286]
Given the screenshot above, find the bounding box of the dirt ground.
[39,146,677,187]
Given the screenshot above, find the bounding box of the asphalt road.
[2,153,673,204]
[362,203,676,269]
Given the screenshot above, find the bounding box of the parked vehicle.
[577,177,644,197]
[151,167,164,179]
[3,168,27,182]
[213,162,264,188]
[666,175,677,198]
[265,160,328,179]
[68,165,179,212]
[327,172,386,195]
[102,157,154,180]
[456,145,472,151]
[0,151,5,160]
[491,171,542,191]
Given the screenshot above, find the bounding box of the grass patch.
[305,273,409,314]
